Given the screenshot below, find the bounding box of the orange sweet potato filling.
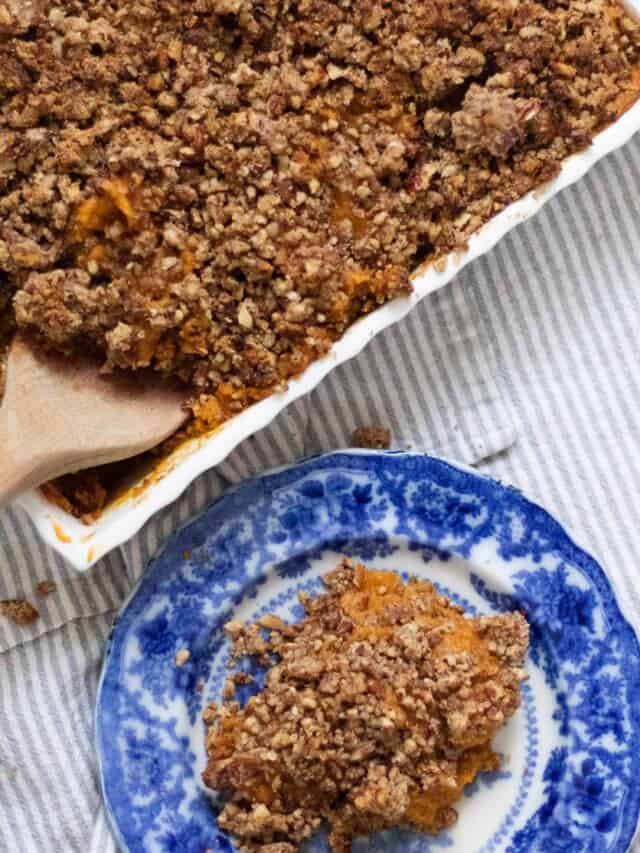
[74,177,136,237]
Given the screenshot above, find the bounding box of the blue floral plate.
[96,451,640,853]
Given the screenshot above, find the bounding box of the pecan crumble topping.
[351,425,391,449]
[0,0,639,436]
[203,559,529,852]
[0,598,40,624]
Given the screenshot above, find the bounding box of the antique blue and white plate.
[96,451,640,853]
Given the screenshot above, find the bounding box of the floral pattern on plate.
[96,451,640,853]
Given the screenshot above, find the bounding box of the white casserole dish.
[13,92,640,571]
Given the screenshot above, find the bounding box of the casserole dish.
[13,91,640,571]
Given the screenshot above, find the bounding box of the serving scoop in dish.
[0,334,188,511]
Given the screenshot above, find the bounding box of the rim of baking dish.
[14,96,640,571]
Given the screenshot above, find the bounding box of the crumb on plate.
[175,648,191,668]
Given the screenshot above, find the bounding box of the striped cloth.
[1,132,639,851]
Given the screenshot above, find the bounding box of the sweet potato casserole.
[0,0,639,513]
[204,559,529,852]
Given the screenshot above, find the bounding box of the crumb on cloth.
[35,580,56,597]
[0,599,40,625]
[351,426,392,449]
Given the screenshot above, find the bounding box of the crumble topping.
[203,558,529,852]
[0,0,638,437]
[351,425,391,449]
[35,579,57,596]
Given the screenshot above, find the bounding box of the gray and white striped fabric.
[1,132,639,852]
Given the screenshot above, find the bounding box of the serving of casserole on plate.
[1,0,640,567]
[96,453,640,852]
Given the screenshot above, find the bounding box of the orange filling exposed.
[331,189,368,239]
[74,177,136,237]
[406,743,500,832]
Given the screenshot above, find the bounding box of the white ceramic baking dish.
[13,89,640,570]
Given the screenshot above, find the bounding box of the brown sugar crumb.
[351,426,392,450]
[223,672,256,701]
[175,648,191,668]
[35,579,56,597]
[203,558,529,852]
[0,599,40,625]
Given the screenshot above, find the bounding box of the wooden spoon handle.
[0,403,52,510]
[0,334,188,513]
[0,463,43,511]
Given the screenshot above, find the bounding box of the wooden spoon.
[0,335,189,511]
